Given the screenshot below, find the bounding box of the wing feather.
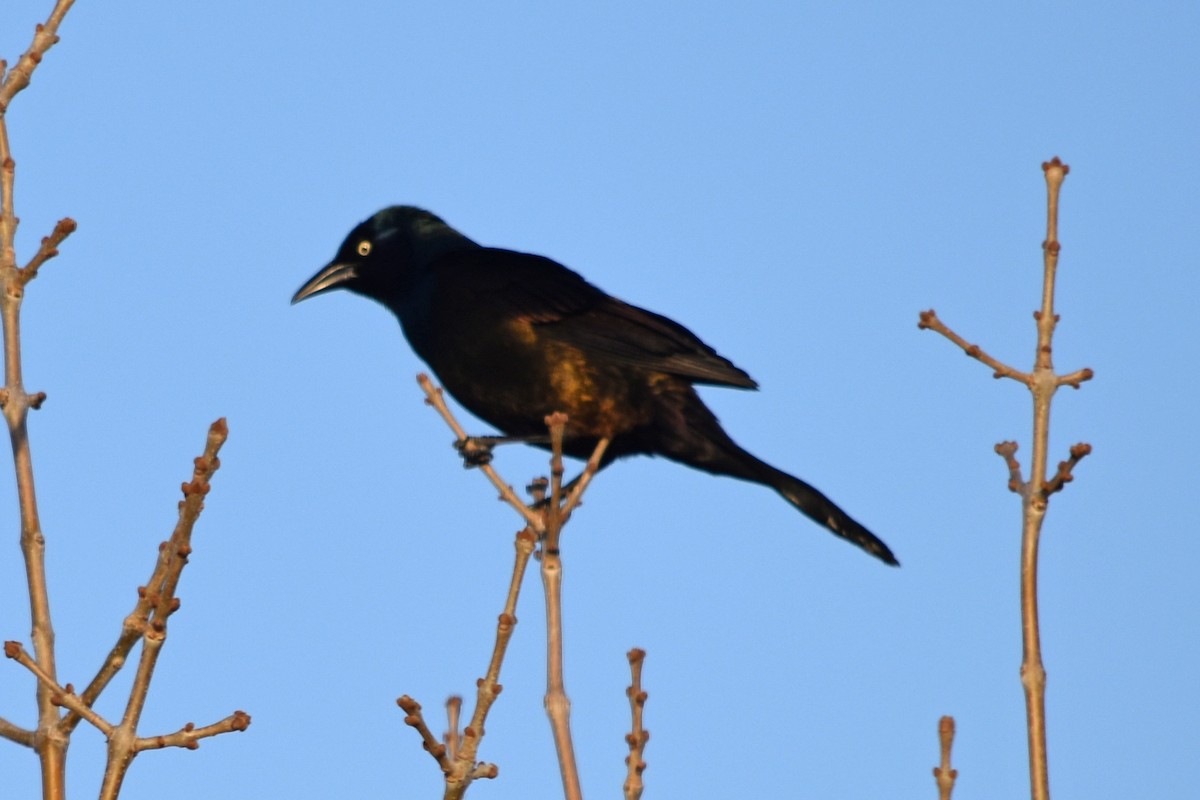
[437,248,757,388]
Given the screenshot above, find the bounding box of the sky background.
[1,1,1197,798]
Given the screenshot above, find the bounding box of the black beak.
[291,261,358,305]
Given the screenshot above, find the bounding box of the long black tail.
[651,389,899,565]
[752,458,898,565]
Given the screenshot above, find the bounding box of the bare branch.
[0,714,35,747]
[623,648,649,800]
[921,157,1089,800]
[407,379,612,798]
[1042,443,1092,497]
[443,695,463,764]
[1056,367,1094,389]
[447,527,537,797]
[18,217,76,285]
[399,525,537,796]
[541,418,583,800]
[0,179,63,780]
[5,641,114,736]
[68,420,230,738]
[0,6,81,794]
[932,715,958,800]
[6,420,239,800]
[418,373,546,534]
[994,441,1024,495]
[134,711,251,752]
[918,309,1031,384]
[561,436,610,521]
[397,696,452,774]
[0,1,76,112]
[467,763,499,781]
[97,420,233,799]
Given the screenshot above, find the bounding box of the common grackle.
[292,206,897,565]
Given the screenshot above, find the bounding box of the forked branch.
[919,157,1093,800]
[0,3,81,796]
[404,378,610,799]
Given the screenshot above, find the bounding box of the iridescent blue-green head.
[291,206,477,306]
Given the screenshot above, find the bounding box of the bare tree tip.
[1041,156,1070,176]
[933,714,958,799]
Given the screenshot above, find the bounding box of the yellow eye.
[357,240,372,256]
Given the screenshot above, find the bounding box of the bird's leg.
[454,433,553,467]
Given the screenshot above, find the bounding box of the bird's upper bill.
[291,260,356,305]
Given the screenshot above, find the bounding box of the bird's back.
[399,247,755,444]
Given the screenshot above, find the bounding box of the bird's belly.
[426,322,654,441]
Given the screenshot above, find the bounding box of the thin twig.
[1056,367,1094,389]
[418,373,546,534]
[5,642,113,736]
[64,523,183,734]
[444,695,463,764]
[623,648,649,800]
[19,217,76,285]
[932,715,957,800]
[1043,443,1092,496]
[98,420,239,800]
[1015,159,1069,800]
[64,556,167,733]
[408,380,611,797]
[397,696,452,774]
[0,714,35,747]
[0,1,76,112]
[401,526,537,797]
[133,711,251,752]
[918,310,1032,384]
[0,4,81,797]
[919,157,1093,800]
[447,528,537,798]
[561,436,610,522]
[65,425,236,735]
[541,415,583,800]
[995,441,1024,494]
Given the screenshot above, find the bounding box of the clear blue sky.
[2,2,1196,798]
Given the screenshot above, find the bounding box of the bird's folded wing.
[453,249,758,389]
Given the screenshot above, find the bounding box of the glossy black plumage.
[293,206,897,565]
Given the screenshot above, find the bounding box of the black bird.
[292,206,897,565]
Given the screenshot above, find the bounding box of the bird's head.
[291,206,477,306]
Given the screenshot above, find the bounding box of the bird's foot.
[454,437,497,467]
[455,433,555,467]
